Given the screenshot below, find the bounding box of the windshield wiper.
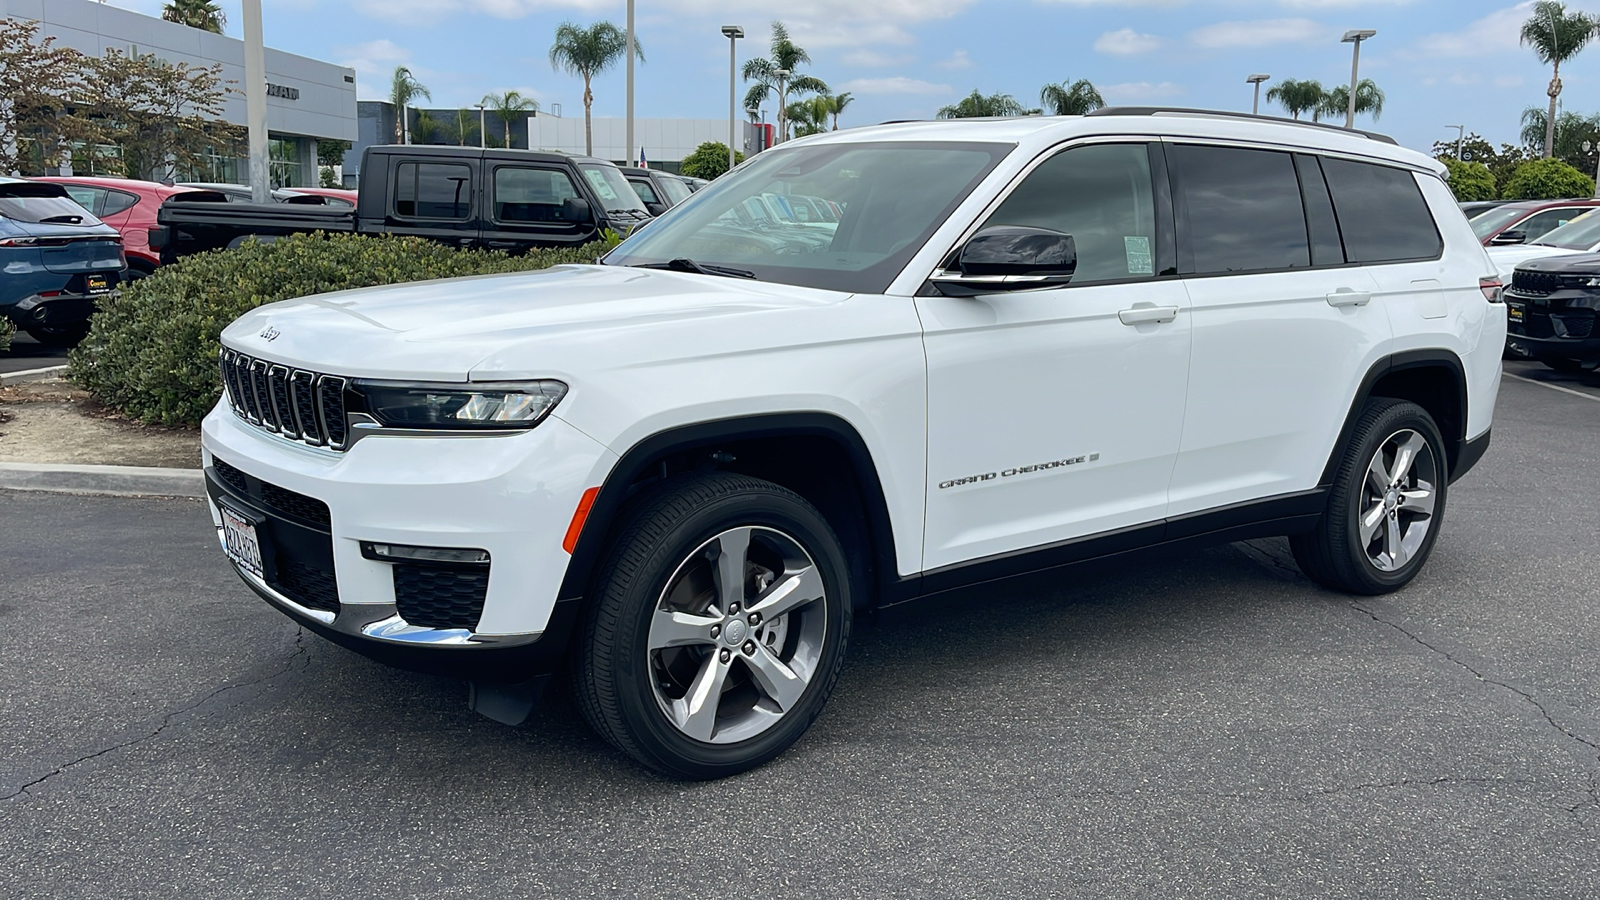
[633,258,756,279]
[38,214,83,224]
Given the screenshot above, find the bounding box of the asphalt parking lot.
[3,362,1598,898]
[0,332,69,376]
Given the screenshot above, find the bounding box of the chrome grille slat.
[219,349,349,451]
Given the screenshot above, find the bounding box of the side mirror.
[563,197,593,225]
[931,226,1077,295]
[644,201,669,217]
[1491,230,1527,245]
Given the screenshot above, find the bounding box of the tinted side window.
[1173,144,1309,274]
[394,162,472,219]
[102,190,139,217]
[1320,158,1442,262]
[493,167,579,224]
[1513,207,1580,242]
[630,179,660,205]
[983,142,1158,284]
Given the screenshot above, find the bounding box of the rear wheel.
[573,472,852,779]
[24,322,91,348]
[1291,399,1447,595]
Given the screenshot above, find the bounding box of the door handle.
[1118,305,1179,325]
[1326,289,1372,308]
[483,240,520,250]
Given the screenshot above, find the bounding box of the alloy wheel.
[1360,428,1438,572]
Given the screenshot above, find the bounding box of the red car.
[34,176,224,280]
[1470,198,1600,247]
[280,186,358,207]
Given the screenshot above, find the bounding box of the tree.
[937,90,1025,119]
[389,66,430,143]
[80,48,243,182]
[786,96,831,138]
[1432,132,1531,198]
[1519,106,1600,174]
[1319,79,1385,123]
[679,141,744,180]
[161,0,226,34]
[1039,78,1104,116]
[0,18,92,175]
[1440,158,1497,201]
[742,22,829,144]
[1503,157,1595,199]
[1522,1,1599,158]
[550,21,642,157]
[316,139,350,168]
[827,91,853,131]
[481,90,538,149]
[1265,79,1325,120]
[447,109,479,147]
[411,110,442,145]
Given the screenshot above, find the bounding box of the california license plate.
[220,505,264,578]
[84,274,112,295]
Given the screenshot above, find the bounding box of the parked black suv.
[1505,253,1600,373]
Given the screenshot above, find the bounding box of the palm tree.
[1318,79,1385,124]
[1520,106,1600,164]
[161,0,225,33]
[1265,78,1325,121]
[412,110,442,145]
[937,90,1025,119]
[786,96,832,138]
[482,90,539,149]
[742,22,829,144]
[389,66,430,143]
[827,92,854,131]
[449,108,478,147]
[1039,79,1105,116]
[549,21,642,157]
[1521,1,1600,158]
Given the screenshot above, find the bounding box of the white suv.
[203,109,1504,778]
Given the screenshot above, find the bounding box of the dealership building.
[4,0,357,186]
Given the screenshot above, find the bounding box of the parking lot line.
[1503,371,1600,403]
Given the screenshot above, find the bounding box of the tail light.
[0,236,37,247]
[1480,276,1503,304]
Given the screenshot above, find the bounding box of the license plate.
[84,274,112,295]
[220,505,264,578]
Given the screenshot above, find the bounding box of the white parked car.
[204,109,1505,778]
[1487,207,1600,277]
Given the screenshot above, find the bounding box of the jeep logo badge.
[260,326,281,342]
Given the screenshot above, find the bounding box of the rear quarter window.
[1320,158,1442,263]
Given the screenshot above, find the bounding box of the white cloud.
[335,39,412,98]
[351,0,607,24]
[1495,75,1525,87]
[838,76,953,95]
[1413,3,1535,57]
[663,0,975,48]
[1189,18,1330,49]
[1094,28,1162,56]
[1101,81,1187,102]
[936,49,973,69]
[1038,0,1185,6]
[1278,0,1412,7]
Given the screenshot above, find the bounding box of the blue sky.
[104,0,1600,155]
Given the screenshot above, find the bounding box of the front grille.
[210,456,331,528]
[220,349,350,450]
[393,564,490,630]
[275,557,341,613]
[211,456,251,496]
[1557,312,1596,339]
[1511,269,1563,295]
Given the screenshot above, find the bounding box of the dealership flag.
[639,147,648,169]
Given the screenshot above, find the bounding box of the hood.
[1513,250,1600,275]
[1486,243,1583,278]
[221,264,849,382]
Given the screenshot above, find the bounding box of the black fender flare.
[1319,348,1469,487]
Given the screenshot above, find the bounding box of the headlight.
[352,379,567,430]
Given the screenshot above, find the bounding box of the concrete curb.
[0,462,205,499]
[0,364,68,386]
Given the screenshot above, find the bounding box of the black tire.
[1539,356,1599,375]
[573,472,852,779]
[24,321,91,348]
[1291,398,1448,595]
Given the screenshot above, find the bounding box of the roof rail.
[1086,106,1398,146]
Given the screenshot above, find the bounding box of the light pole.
[1447,124,1464,159]
[1341,29,1376,129]
[242,0,269,202]
[1246,74,1269,115]
[1585,141,1600,198]
[475,103,485,149]
[773,67,790,144]
[722,25,744,172]
[626,0,635,166]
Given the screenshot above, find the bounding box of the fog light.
[361,541,490,565]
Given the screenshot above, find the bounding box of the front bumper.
[1506,292,1600,362]
[201,402,616,680]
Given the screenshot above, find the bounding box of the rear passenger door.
[386,157,481,247]
[1164,143,1389,521]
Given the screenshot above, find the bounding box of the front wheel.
[1291,399,1448,595]
[573,473,852,779]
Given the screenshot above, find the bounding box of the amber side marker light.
[563,487,601,554]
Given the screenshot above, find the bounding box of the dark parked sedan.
[0,178,125,347]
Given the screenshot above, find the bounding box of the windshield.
[1529,208,1600,250]
[658,175,693,205]
[578,164,648,214]
[604,141,1011,293]
[1471,205,1531,239]
[0,185,104,226]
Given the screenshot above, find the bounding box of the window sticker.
[1124,235,1153,275]
[582,168,619,201]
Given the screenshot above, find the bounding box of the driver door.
[917,141,1192,573]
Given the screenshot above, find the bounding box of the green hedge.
[0,316,13,354]
[69,232,612,426]
[1502,157,1595,201]
[1441,157,1496,201]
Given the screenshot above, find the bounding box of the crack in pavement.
[0,628,309,803]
